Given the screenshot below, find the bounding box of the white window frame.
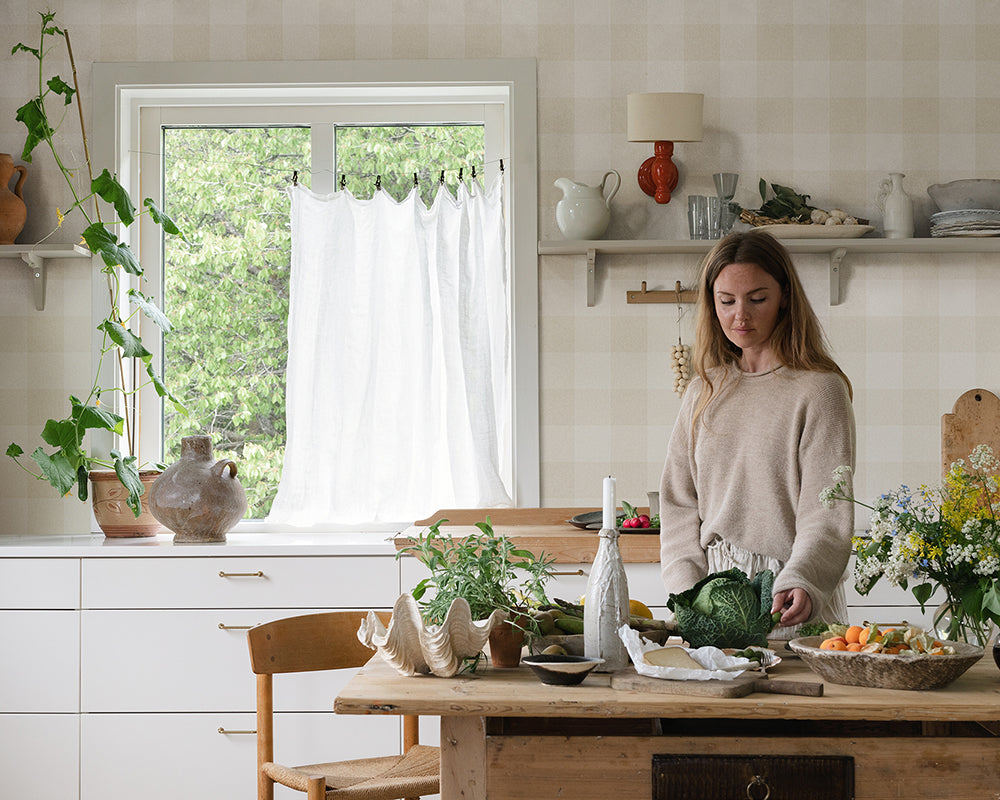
[91,59,539,529]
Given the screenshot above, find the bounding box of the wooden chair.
[247,611,440,800]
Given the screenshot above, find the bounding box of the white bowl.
[927,179,1000,212]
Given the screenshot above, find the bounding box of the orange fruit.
[845,625,864,644]
[820,637,848,650]
[846,642,863,652]
[859,624,879,645]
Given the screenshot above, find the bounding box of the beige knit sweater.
[659,366,856,620]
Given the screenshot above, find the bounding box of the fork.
[755,649,776,670]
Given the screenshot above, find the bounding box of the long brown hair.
[691,229,852,424]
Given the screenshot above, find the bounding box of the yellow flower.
[56,208,65,227]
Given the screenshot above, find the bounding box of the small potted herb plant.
[396,517,555,668]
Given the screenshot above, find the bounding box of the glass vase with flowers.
[821,445,1000,647]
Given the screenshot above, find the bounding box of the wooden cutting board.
[941,388,1000,479]
[610,667,823,697]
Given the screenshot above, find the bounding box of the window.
[92,60,539,529]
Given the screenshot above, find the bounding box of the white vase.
[876,172,914,239]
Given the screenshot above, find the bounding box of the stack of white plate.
[930,209,1000,237]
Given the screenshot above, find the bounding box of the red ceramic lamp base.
[636,140,678,204]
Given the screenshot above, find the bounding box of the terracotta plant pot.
[90,470,164,538]
[488,613,527,668]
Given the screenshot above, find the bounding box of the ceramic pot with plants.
[90,469,164,537]
[6,13,185,523]
[488,610,529,668]
[149,435,247,543]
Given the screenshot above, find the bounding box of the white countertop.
[0,531,399,557]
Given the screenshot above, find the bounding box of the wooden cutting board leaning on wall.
[941,388,1000,480]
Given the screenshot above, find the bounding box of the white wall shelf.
[0,243,91,311]
[538,237,1000,307]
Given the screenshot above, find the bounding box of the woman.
[659,229,855,636]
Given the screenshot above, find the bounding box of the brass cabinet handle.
[218,623,255,630]
[218,727,256,735]
[218,570,264,578]
[551,569,587,576]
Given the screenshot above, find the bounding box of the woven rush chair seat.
[261,745,440,800]
[248,611,440,800]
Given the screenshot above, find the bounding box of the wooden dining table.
[335,651,1000,800]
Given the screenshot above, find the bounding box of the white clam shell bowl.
[358,593,506,677]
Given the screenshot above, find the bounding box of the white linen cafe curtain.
[269,179,512,524]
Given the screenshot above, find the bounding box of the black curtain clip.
[339,174,346,190]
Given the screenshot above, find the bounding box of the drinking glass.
[707,196,722,239]
[687,195,708,239]
[713,172,739,236]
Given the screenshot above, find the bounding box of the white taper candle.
[602,475,616,530]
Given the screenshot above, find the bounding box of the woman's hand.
[771,587,813,627]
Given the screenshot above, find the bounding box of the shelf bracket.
[20,251,46,311]
[586,248,597,307]
[829,247,847,306]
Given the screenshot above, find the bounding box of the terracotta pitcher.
[149,435,247,543]
[0,153,28,245]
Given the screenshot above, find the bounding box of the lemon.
[629,599,654,619]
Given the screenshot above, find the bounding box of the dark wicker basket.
[653,754,854,800]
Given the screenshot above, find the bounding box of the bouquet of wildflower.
[821,445,1000,646]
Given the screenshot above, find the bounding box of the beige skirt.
[706,537,848,640]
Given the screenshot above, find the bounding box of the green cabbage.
[667,568,780,649]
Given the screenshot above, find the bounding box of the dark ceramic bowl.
[521,655,604,686]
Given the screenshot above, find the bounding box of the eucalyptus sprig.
[6,10,186,515]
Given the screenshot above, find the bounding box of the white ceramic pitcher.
[876,172,914,239]
[555,170,621,239]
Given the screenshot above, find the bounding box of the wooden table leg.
[440,716,486,800]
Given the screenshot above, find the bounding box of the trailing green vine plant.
[6,11,185,516]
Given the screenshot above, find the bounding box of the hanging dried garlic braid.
[672,341,691,397]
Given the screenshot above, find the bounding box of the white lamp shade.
[627,92,704,143]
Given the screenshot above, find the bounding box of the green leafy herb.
[755,179,817,222]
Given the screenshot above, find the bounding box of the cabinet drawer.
[0,611,80,712]
[81,608,383,712]
[82,555,398,608]
[2,714,79,800]
[0,558,79,609]
[81,711,401,800]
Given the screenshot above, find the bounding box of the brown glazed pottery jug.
[149,435,247,543]
[0,153,28,245]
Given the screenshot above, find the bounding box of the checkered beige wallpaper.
[1,0,998,535]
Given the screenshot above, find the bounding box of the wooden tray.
[611,667,823,697]
[941,388,1000,479]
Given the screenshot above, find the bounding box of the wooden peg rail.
[626,280,698,305]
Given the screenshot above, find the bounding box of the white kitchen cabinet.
[0,535,402,800]
[80,711,400,800]
[0,610,79,711]
[1,714,79,800]
[0,558,81,800]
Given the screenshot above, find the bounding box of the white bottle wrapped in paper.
[584,526,630,671]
